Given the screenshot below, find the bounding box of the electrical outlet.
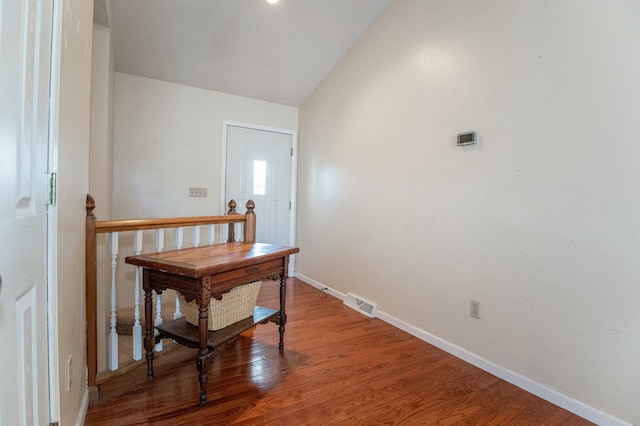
[189,187,207,197]
[470,300,480,319]
[66,355,73,391]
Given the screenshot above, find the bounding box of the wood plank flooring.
[85,278,593,425]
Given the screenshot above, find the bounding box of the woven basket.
[178,281,262,331]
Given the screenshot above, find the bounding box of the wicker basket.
[178,281,262,331]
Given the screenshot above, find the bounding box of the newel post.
[244,200,256,243]
[227,199,237,242]
[85,194,98,387]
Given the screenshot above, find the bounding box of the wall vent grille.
[343,293,378,318]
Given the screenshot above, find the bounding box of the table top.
[125,242,299,278]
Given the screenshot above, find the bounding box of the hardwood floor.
[85,278,593,425]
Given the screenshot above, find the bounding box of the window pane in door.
[253,160,266,195]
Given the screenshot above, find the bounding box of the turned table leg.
[278,274,287,351]
[143,269,155,380]
[198,302,209,405]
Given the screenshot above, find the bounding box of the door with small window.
[225,124,293,247]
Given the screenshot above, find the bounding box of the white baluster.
[192,225,200,247]
[132,230,143,361]
[108,232,119,370]
[208,224,215,245]
[154,229,164,352]
[175,227,183,249]
[156,228,164,251]
[222,223,228,243]
[174,297,182,320]
[174,227,184,319]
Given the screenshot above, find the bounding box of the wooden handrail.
[85,194,256,387]
[95,215,247,233]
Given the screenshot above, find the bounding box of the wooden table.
[125,241,299,406]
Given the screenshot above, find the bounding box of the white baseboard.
[76,387,89,426]
[294,273,630,426]
[295,273,346,301]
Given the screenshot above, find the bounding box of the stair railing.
[85,194,255,387]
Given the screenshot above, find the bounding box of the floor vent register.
[343,293,378,318]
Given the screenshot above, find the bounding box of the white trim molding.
[47,0,63,423]
[221,120,298,276]
[76,387,89,426]
[294,273,631,426]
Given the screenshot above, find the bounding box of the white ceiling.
[98,0,389,106]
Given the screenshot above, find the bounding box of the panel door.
[225,125,292,246]
[0,0,53,424]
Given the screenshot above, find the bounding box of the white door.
[0,0,53,425]
[225,124,294,247]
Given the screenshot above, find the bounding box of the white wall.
[111,73,298,307]
[113,73,298,220]
[90,21,115,374]
[53,0,94,424]
[297,1,640,424]
[90,23,114,220]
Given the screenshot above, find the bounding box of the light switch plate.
[189,187,207,197]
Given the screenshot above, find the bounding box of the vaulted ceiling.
[95,0,389,106]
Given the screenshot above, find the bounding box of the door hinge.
[289,201,292,210]
[45,172,57,205]
[291,147,293,156]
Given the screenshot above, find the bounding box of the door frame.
[46,0,62,422]
[221,120,298,274]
